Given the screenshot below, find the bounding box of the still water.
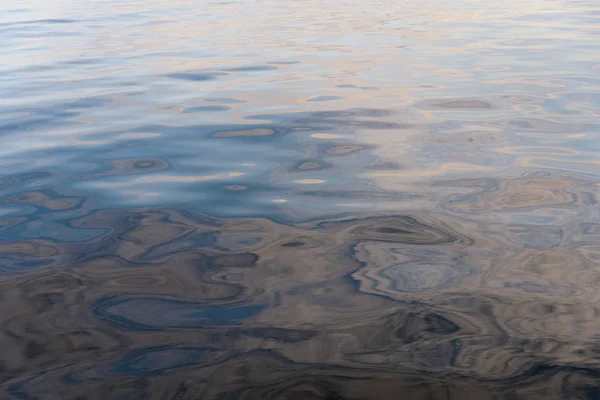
[1,0,600,398]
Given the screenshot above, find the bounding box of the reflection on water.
[1,0,600,398]
[5,207,600,398]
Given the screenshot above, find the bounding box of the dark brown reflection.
[1,204,600,398]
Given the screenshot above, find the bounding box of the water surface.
[1,0,600,398]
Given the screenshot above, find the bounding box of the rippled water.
[1,0,600,398]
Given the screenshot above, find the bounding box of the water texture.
[1,0,600,398]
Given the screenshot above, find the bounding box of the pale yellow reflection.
[88,172,245,189]
[294,179,326,184]
[311,134,344,139]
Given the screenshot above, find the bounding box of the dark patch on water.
[183,105,231,113]
[165,72,228,81]
[307,95,344,102]
[93,296,266,330]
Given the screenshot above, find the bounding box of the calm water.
[1,0,600,398]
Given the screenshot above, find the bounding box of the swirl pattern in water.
[1,0,600,398]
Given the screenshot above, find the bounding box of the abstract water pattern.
[1,0,599,398]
